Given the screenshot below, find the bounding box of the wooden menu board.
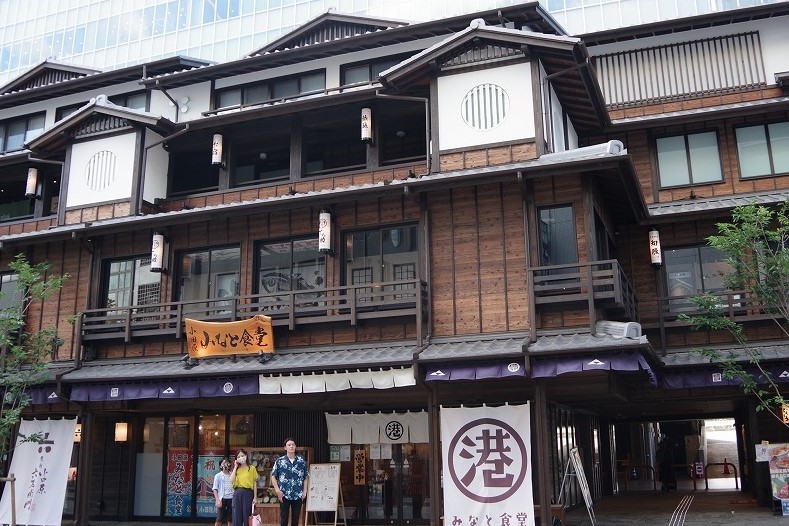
[306,463,347,526]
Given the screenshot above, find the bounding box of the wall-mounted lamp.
[25,167,39,199]
[115,422,128,442]
[648,227,662,268]
[74,423,82,443]
[150,231,168,273]
[211,133,224,166]
[318,209,333,255]
[361,108,372,144]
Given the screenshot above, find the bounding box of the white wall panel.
[67,132,137,207]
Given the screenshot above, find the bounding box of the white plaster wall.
[567,119,578,149]
[67,132,137,207]
[437,62,534,152]
[550,84,565,153]
[587,17,789,84]
[143,130,169,203]
[0,79,146,128]
[149,81,212,123]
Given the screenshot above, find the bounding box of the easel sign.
[306,463,347,526]
[559,447,596,526]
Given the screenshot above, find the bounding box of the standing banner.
[166,448,194,517]
[0,417,78,526]
[441,404,533,526]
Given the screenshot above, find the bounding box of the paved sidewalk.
[566,490,787,525]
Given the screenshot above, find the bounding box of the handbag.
[249,514,262,526]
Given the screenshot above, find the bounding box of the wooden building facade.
[2,1,789,523]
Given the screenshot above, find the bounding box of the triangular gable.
[0,60,100,95]
[379,23,610,131]
[249,12,409,55]
[26,95,175,153]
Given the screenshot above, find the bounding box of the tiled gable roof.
[250,12,409,56]
[0,60,100,95]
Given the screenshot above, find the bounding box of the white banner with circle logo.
[440,404,533,526]
[0,417,78,526]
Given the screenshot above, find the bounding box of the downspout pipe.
[375,91,431,176]
[136,123,190,214]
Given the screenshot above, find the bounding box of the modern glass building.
[0,0,786,87]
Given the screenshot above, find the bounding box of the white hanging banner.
[0,417,78,526]
[441,404,533,526]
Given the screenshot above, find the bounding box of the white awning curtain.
[258,366,415,395]
[325,410,428,445]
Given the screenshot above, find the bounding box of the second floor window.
[256,238,326,296]
[538,205,577,267]
[0,113,45,153]
[656,131,723,188]
[178,247,240,313]
[344,225,419,288]
[0,273,23,316]
[103,256,162,311]
[664,246,731,298]
[736,121,789,178]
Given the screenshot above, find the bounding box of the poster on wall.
[167,448,194,517]
[196,453,224,517]
[440,404,534,526]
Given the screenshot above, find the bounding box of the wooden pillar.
[533,384,552,525]
[74,412,92,526]
[427,384,442,526]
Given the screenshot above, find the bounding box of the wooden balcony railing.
[527,260,638,338]
[78,279,429,348]
[639,290,775,330]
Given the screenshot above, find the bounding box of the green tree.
[0,254,69,459]
[682,202,789,426]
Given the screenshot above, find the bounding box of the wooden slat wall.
[428,181,528,336]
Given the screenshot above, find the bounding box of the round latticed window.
[84,150,118,191]
[460,83,510,130]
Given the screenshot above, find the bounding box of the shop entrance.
[340,443,430,523]
[615,418,742,492]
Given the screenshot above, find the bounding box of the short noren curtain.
[736,121,789,178]
[656,131,723,187]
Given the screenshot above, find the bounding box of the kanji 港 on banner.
[440,404,534,526]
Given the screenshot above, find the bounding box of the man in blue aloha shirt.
[271,438,310,526]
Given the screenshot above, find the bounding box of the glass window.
[656,131,723,187]
[665,246,732,297]
[1,113,46,152]
[736,121,789,178]
[179,247,240,313]
[134,418,165,516]
[257,237,326,296]
[272,78,298,99]
[245,84,269,104]
[538,205,578,266]
[218,89,242,109]
[343,64,369,85]
[5,119,27,151]
[299,71,325,93]
[0,273,23,316]
[344,225,418,287]
[104,256,161,312]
